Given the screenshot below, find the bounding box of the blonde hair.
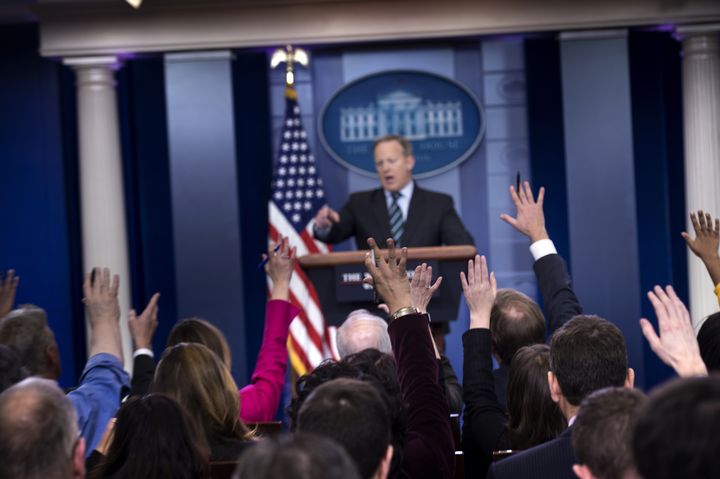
[153,343,251,441]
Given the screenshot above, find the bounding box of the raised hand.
[500,181,549,243]
[364,238,412,316]
[410,263,443,314]
[313,205,340,230]
[265,236,296,301]
[0,269,19,318]
[82,267,123,360]
[681,210,720,286]
[128,293,160,350]
[639,285,707,377]
[460,255,497,329]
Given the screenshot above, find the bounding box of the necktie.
[389,192,404,245]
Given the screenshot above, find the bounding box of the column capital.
[63,55,122,71]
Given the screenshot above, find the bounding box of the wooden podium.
[298,245,477,327]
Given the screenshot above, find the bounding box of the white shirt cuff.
[133,348,154,359]
[529,239,557,261]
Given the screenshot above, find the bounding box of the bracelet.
[389,306,420,322]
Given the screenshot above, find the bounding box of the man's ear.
[406,155,416,171]
[548,371,562,403]
[72,437,85,479]
[624,367,635,388]
[45,342,62,380]
[573,464,595,479]
[374,444,394,479]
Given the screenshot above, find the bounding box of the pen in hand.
[257,243,283,269]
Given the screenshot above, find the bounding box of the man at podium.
[312,134,474,249]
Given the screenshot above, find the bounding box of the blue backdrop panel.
[0,24,84,386]
[164,52,248,383]
[560,33,646,387]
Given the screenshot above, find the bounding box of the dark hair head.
[633,375,720,479]
[232,433,361,479]
[550,315,628,405]
[0,344,28,393]
[490,289,546,364]
[288,351,406,477]
[0,378,79,479]
[167,317,231,368]
[298,378,391,479]
[88,394,210,479]
[373,135,412,157]
[698,312,720,371]
[153,343,250,444]
[0,306,57,377]
[572,387,646,479]
[506,344,566,449]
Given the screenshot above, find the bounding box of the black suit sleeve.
[533,253,583,333]
[439,196,474,246]
[319,198,358,244]
[130,354,156,396]
[438,355,463,415]
[462,329,508,462]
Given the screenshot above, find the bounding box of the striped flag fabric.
[269,85,338,376]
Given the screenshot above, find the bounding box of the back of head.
[0,344,28,393]
[506,344,566,449]
[233,433,361,479]
[698,312,720,371]
[0,306,56,377]
[572,387,646,479]
[490,289,546,364]
[550,315,628,405]
[298,378,391,479]
[89,394,209,479]
[0,378,79,479]
[153,342,249,443]
[336,310,391,358]
[167,317,232,368]
[633,375,720,479]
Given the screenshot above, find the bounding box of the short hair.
[572,387,646,479]
[698,312,720,371]
[373,135,412,157]
[490,289,546,364]
[0,378,79,479]
[633,375,720,479]
[167,317,231,368]
[549,315,628,406]
[0,344,27,393]
[297,378,391,479]
[336,310,391,358]
[153,343,251,444]
[232,433,361,479]
[506,344,566,449]
[288,351,405,477]
[88,394,210,479]
[0,306,56,376]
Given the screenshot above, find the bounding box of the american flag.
[269,85,337,376]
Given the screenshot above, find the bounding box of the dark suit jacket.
[318,184,473,249]
[533,253,583,333]
[487,427,576,479]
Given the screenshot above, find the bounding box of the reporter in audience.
[233,433,361,479]
[571,387,646,479]
[297,378,394,479]
[132,237,300,422]
[461,255,565,477]
[364,237,455,479]
[0,378,85,479]
[0,344,26,393]
[87,394,210,479]
[0,268,131,455]
[681,209,720,371]
[489,314,633,478]
[153,342,254,461]
[632,375,720,479]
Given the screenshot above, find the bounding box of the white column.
[677,25,720,327]
[64,56,133,370]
